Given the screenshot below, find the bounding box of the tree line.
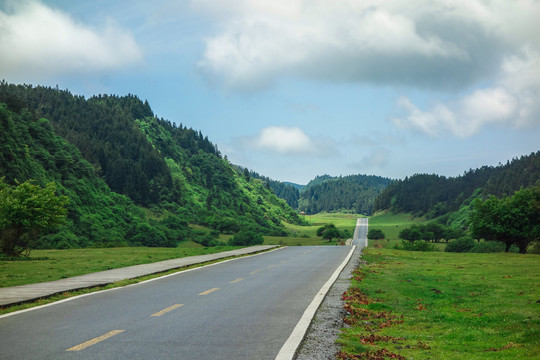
[373,152,540,218]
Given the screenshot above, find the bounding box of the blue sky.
[1,0,539,184]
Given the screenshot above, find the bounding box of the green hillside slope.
[0,82,305,249]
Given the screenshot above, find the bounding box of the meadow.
[0,243,240,288]
[368,212,423,242]
[338,247,540,359]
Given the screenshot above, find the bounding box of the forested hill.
[373,151,540,218]
[242,168,301,209]
[0,82,304,249]
[298,175,392,215]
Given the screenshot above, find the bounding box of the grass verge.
[0,243,241,288]
[338,247,540,359]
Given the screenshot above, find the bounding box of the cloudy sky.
[1,0,539,184]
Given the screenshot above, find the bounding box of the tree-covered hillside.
[297,175,392,215]
[0,82,305,249]
[244,168,301,209]
[373,151,540,221]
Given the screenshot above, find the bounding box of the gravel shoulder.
[295,245,364,360]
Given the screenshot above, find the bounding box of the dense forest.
[373,151,540,227]
[297,175,392,215]
[247,172,392,215]
[0,82,305,249]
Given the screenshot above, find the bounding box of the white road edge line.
[0,247,284,319]
[275,245,356,360]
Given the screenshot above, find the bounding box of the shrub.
[367,229,385,240]
[131,222,173,247]
[528,241,540,254]
[469,241,505,253]
[192,230,224,247]
[228,231,264,246]
[396,240,436,252]
[445,237,475,253]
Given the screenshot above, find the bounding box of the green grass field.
[263,212,359,246]
[0,243,240,288]
[338,247,540,359]
[368,212,423,242]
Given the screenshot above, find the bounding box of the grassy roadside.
[0,243,240,288]
[338,247,540,359]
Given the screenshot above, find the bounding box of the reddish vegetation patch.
[341,265,431,359]
[356,334,404,345]
[343,302,404,329]
[485,342,520,352]
[337,349,406,360]
[342,287,371,304]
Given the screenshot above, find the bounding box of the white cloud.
[247,126,335,156]
[0,1,142,80]
[196,0,540,91]
[394,47,540,137]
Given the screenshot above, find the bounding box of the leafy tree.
[367,229,385,240]
[315,223,340,242]
[0,178,69,256]
[322,226,342,242]
[470,187,540,253]
[399,225,423,242]
[340,229,353,240]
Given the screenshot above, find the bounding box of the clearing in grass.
[338,247,540,359]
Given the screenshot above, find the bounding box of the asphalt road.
[353,218,368,247]
[0,246,353,360]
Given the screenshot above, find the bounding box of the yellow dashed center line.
[229,278,245,284]
[151,304,184,317]
[66,330,124,352]
[199,287,220,296]
[250,269,261,275]
[266,264,275,269]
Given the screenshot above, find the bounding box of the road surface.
[353,217,368,247]
[0,246,353,360]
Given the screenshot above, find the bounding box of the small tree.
[0,179,69,256]
[322,226,341,242]
[316,223,343,242]
[367,229,385,240]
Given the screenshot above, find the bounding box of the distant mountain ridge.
[373,151,540,223]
